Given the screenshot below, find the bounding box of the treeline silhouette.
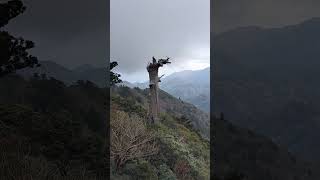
[0,0,40,77]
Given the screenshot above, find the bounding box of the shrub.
[158,164,177,180]
[0,137,96,179]
[110,110,158,170]
[122,160,158,180]
[177,115,193,129]
[174,159,192,180]
[111,95,147,118]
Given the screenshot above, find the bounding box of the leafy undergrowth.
[0,104,108,180]
[155,113,210,179]
[111,87,210,180]
[0,77,108,179]
[0,77,210,179]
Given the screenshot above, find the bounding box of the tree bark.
[147,63,160,124]
[147,57,171,124]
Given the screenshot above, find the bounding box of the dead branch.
[110,111,158,170]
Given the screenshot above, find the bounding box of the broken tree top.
[147,56,171,71]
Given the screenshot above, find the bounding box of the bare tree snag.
[147,56,171,124]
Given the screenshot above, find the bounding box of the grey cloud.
[214,0,320,33]
[111,0,210,76]
[5,0,108,68]
[4,0,210,78]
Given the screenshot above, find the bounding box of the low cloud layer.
[214,0,320,33]
[3,0,319,76]
[111,0,210,82]
[5,0,108,68]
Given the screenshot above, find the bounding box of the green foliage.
[176,115,193,129]
[0,76,108,177]
[111,94,147,118]
[0,0,26,27]
[158,164,177,180]
[111,86,210,179]
[117,85,132,97]
[122,160,158,180]
[0,0,40,77]
[110,61,122,86]
[155,115,210,180]
[0,143,100,179]
[0,104,107,176]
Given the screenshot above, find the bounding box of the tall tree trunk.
[147,57,171,124]
[148,67,159,124]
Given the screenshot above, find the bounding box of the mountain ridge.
[17,61,107,87]
[17,60,210,112]
[213,17,320,163]
[119,67,210,112]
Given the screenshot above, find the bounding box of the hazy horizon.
[118,65,210,84]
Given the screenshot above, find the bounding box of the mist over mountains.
[17,61,210,113]
[160,68,210,112]
[17,61,107,87]
[121,68,210,112]
[213,17,320,163]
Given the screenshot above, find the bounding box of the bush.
[174,159,192,180]
[122,160,158,180]
[0,137,97,180]
[110,110,158,170]
[111,95,147,118]
[158,164,177,180]
[176,115,193,129]
[0,104,107,177]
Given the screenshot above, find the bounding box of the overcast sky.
[214,0,320,33]
[111,0,210,83]
[5,0,108,68]
[3,0,320,82]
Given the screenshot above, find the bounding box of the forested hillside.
[119,68,210,113]
[213,115,320,180]
[0,72,211,179]
[0,75,108,179]
[17,61,107,87]
[110,85,210,179]
[214,17,320,163]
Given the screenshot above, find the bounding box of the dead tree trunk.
[147,57,171,124]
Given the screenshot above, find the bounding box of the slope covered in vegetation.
[213,18,320,163]
[0,75,108,179]
[113,85,210,139]
[110,86,210,180]
[213,115,320,180]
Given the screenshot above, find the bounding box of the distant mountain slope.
[160,68,210,112]
[121,68,210,112]
[19,61,210,113]
[17,61,78,83]
[73,64,97,73]
[17,61,107,87]
[213,17,320,163]
[158,88,210,139]
[213,116,320,180]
